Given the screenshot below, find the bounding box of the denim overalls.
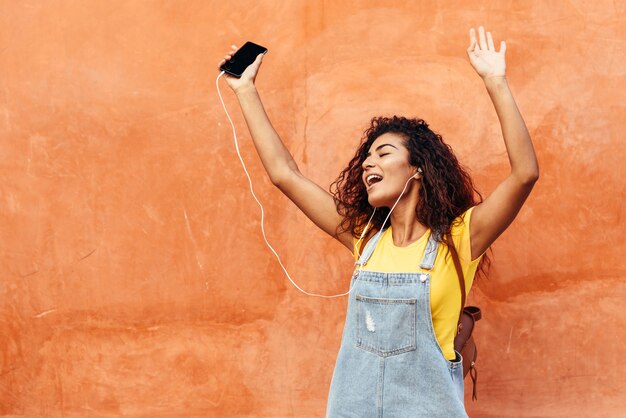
[326,229,467,418]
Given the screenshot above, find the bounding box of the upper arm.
[274,170,354,252]
[470,173,538,260]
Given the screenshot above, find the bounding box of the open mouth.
[365,174,383,187]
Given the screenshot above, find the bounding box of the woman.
[218,26,538,417]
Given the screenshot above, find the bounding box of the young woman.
[218,26,538,417]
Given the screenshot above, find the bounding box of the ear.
[412,167,423,180]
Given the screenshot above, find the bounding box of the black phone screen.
[220,41,268,78]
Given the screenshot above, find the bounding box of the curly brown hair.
[330,115,490,276]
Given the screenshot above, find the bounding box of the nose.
[362,157,374,170]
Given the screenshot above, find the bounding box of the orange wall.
[1,1,625,416]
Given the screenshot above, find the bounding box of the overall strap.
[354,227,387,267]
[419,231,440,271]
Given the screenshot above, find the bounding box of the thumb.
[245,53,264,74]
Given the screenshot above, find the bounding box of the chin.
[367,194,391,209]
[368,186,409,209]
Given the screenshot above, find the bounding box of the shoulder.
[450,206,483,264]
[451,206,475,235]
[352,227,382,261]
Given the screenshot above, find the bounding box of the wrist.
[482,75,507,87]
[234,83,258,96]
[483,75,509,91]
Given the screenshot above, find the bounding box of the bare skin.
[218,26,539,261]
[361,133,426,247]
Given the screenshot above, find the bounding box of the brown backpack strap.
[447,232,480,401]
[470,351,478,401]
[445,233,466,331]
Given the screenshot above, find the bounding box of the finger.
[487,31,495,50]
[469,28,478,50]
[241,53,262,75]
[466,38,476,54]
[478,26,487,50]
[231,44,238,50]
[250,53,264,69]
[500,40,506,54]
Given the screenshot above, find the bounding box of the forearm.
[234,85,299,183]
[484,77,539,182]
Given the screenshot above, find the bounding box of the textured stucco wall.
[1,1,625,417]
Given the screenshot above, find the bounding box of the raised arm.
[465,27,540,260]
[218,45,354,250]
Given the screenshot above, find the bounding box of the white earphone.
[412,167,423,180]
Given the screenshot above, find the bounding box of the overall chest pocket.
[355,294,417,357]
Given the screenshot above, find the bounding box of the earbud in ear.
[412,167,423,180]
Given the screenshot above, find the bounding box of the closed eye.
[365,143,399,158]
[379,153,390,157]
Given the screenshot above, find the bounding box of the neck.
[388,187,427,247]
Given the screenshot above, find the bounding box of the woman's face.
[361,132,420,208]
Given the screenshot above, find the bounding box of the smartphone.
[220,41,268,78]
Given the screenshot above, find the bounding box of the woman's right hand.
[218,44,265,93]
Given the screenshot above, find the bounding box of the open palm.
[467,27,506,79]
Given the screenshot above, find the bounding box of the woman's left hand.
[467,26,506,79]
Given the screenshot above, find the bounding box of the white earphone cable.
[216,71,415,297]
[217,71,361,297]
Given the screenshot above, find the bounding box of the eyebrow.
[366,143,398,157]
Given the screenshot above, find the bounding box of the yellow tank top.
[353,207,483,360]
